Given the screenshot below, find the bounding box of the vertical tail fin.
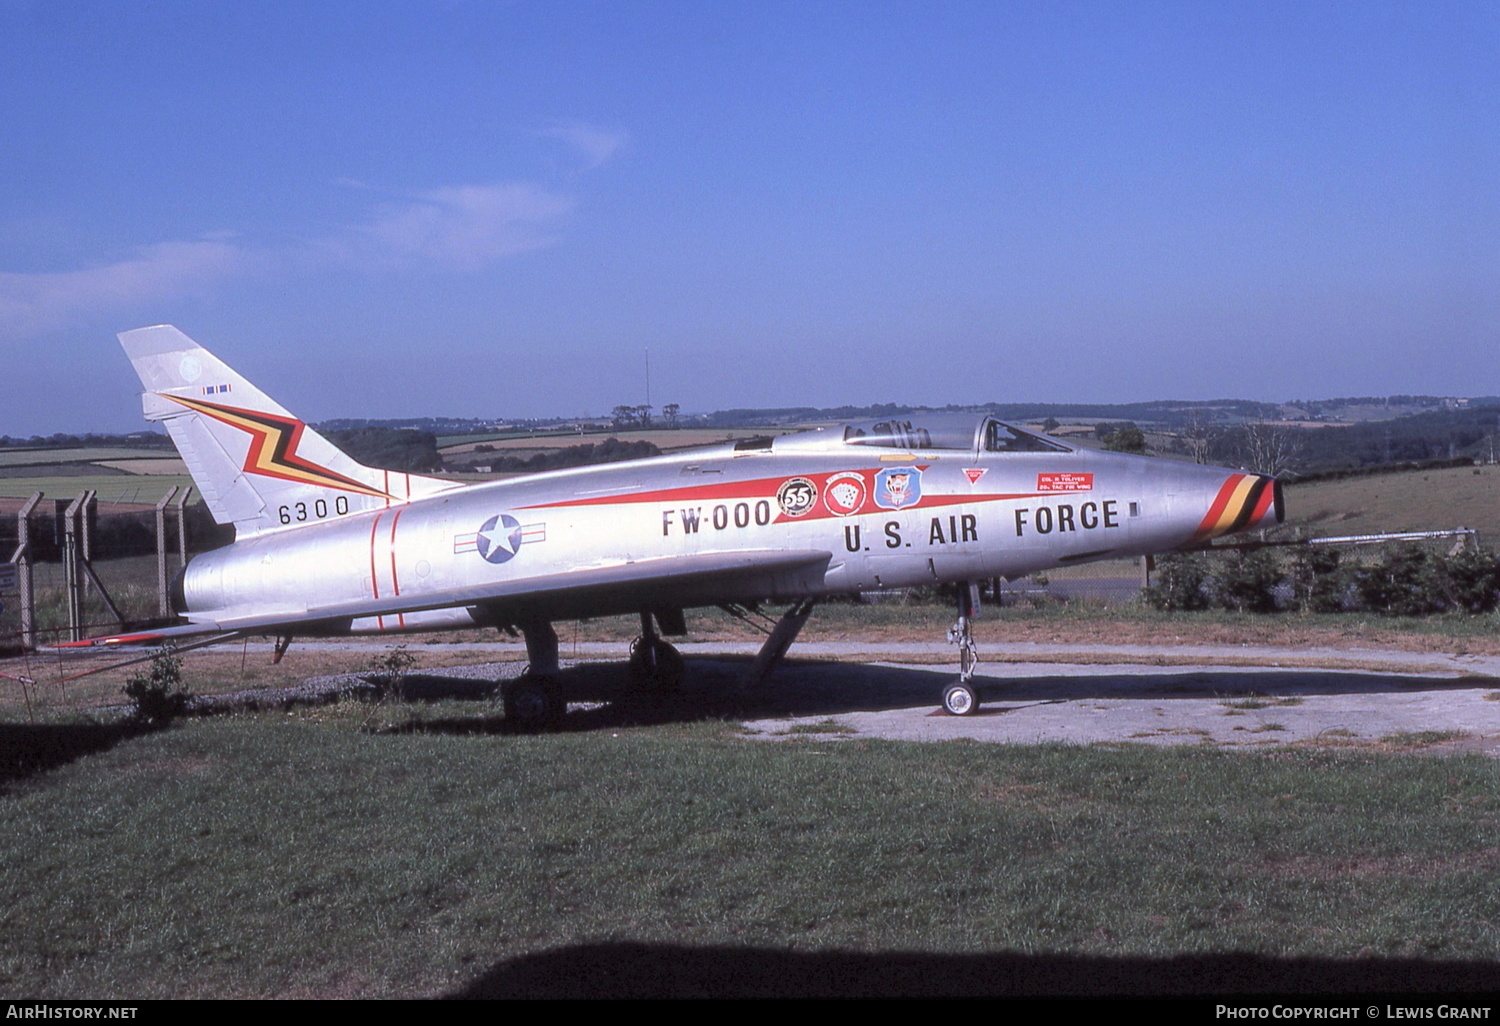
[119,325,455,535]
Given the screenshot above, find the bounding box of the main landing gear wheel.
[943,681,980,717]
[628,637,685,692]
[502,675,566,732]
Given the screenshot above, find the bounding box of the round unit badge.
[776,477,819,518]
[823,472,867,516]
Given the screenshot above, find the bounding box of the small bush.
[1355,546,1449,616]
[368,645,418,702]
[122,647,192,724]
[1287,547,1348,613]
[1442,547,1500,613]
[1211,549,1283,613]
[1144,553,1211,611]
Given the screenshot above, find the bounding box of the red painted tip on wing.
[55,632,165,648]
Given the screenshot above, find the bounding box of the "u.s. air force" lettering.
[843,515,979,552]
[1014,500,1119,536]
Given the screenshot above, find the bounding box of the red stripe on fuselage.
[369,512,383,601]
[519,468,1045,522]
[389,508,404,598]
[530,476,801,509]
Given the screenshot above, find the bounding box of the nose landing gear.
[942,582,982,716]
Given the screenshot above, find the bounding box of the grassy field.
[0,473,197,504]
[93,458,189,475]
[3,707,1499,997]
[0,447,175,468]
[1284,465,1500,541]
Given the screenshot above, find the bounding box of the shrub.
[1441,546,1500,613]
[368,645,418,702]
[1287,547,1348,613]
[122,647,192,724]
[1144,553,1211,611]
[1211,549,1283,613]
[1355,546,1449,616]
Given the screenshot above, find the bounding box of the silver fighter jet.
[78,325,1283,727]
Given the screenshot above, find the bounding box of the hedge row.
[1145,545,1500,616]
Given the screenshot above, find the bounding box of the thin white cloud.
[0,239,245,337]
[341,183,575,271]
[542,122,629,169]
[0,180,577,338]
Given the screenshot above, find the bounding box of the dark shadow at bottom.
[450,941,1500,998]
[0,721,160,788]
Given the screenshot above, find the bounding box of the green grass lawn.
[0,473,197,504]
[0,448,175,468]
[1285,465,1500,541]
[4,705,1499,997]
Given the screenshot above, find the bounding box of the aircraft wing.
[53,624,247,649]
[59,548,835,645]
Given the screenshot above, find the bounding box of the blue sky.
[2,0,1496,434]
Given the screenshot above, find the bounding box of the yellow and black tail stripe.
[162,394,395,500]
[1192,473,1275,543]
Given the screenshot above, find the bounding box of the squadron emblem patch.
[823,472,868,516]
[874,466,923,510]
[777,477,819,518]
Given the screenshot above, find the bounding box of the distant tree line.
[1154,406,1500,478]
[699,399,1283,430]
[480,438,661,473]
[0,432,175,450]
[1286,406,1500,473]
[325,427,445,474]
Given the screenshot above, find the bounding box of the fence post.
[155,487,179,616]
[14,492,42,650]
[175,486,192,568]
[82,490,97,564]
[63,491,87,642]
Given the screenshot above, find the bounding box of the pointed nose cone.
[1188,469,1283,545]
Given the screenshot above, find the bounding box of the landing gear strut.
[503,621,566,731]
[630,611,685,691]
[942,582,982,716]
[722,599,817,688]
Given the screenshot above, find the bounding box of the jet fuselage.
[173,416,1280,634]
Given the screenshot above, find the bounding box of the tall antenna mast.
[645,347,651,408]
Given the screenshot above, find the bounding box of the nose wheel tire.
[943,681,980,717]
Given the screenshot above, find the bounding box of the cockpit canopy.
[770,413,1071,455]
